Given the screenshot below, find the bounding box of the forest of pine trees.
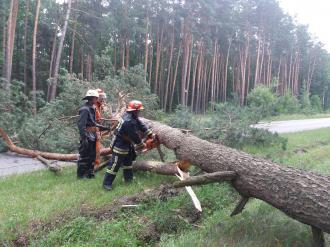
[1,0,330,113]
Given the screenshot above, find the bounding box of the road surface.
[0,152,74,177]
[2,117,330,177]
[253,117,330,134]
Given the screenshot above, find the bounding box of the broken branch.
[230,196,250,217]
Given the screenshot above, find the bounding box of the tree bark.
[69,18,77,74]
[143,119,330,234]
[5,0,19,89]
[23,0,30,94]
[32,0,41,115]
[49,0,72,101]
[144,15,149,77]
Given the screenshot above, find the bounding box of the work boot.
[103,184,113,191]
[77,162,88,179]
[87,169,95,179]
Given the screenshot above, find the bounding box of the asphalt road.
[253,117,330,134]
[0,152,74,177]
[2,117,330,177]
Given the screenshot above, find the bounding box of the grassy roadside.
[1,128,330,246]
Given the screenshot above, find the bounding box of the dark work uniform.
[77,102,97,178]
[103,112,152,187]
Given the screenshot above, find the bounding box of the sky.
[279,0,330,52]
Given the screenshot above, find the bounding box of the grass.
[0,163,170,243]
[1,128,330,246]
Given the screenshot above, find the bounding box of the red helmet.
[127,100,144,112]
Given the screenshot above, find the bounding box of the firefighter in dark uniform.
[103,100,153,191]
[77,89,110,179]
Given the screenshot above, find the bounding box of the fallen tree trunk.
[133,160,178,176]
[0,128,111,161]
[143,119,330,234]
[0,128,180,176]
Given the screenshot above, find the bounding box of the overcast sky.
[279,0,330,51]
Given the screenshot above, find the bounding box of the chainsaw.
[140,134,165,162]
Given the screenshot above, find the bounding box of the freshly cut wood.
[173,171,236,188]
[176,167,202,212]
[143,119,330,234]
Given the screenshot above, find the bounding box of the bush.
[0,80,33,134]
[276,92,300,114]
[310,95,322,112]
[166,105,193,129]
[300,89,312,114]
[193,103,287,150]
[247,86,277,117]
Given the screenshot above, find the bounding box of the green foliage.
[94,47,114,80]
[247,86,277,117]
[0,80,33,134]
[300,89,312,113]
[310,95,323,112]
[165,105,193,129]
[193,103,287,150]
[275,91,300,114]
[17,65,158,153]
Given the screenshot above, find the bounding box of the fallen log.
[0,128,111,161]
[143,119,330,235]
[36,155,62,173]
[133,160,178,176]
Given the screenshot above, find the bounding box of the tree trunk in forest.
[254,37,261,86]
[224,39,232,101]
[23,0,30,94]
[191,43,200,108]
[148,33,153,85]
[144,16,149,77]
[125,37,130,69]
[163,27,174,111]
[185,35,193,107]
[143,119,330,235]
[120,36,125,70]
[69,19,77,74]
[169,44,181,111]
[2,16,6,79]
[47,28,57,101]
[31,0,41,115]
[5,0,19,89]
[49,0,72,101]
[154,24,163,95]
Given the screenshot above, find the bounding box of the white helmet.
[96,88,107,99]
[82,89,99,100]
